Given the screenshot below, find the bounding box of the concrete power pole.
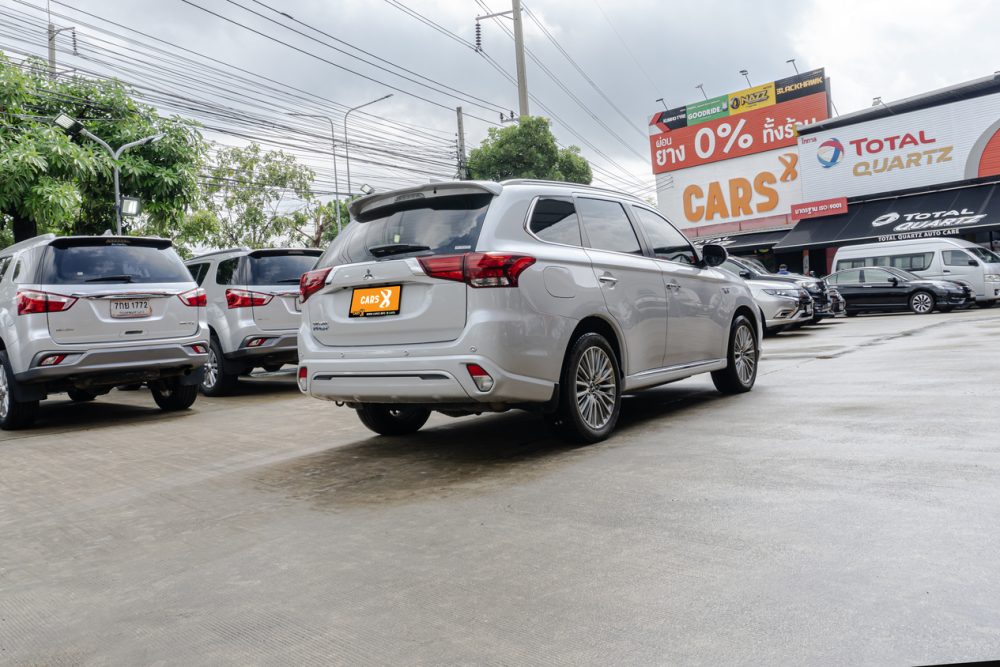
[456,106,468,180]
[511,0,529,118]
[47,23,56,78]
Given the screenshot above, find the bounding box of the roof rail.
[500,179,645,202]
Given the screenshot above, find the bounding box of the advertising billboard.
[648,68,830,175]
[656,148,803,229]
[797,90,1000,201]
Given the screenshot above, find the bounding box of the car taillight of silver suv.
[297,180,761,443]
[0,235,209,430]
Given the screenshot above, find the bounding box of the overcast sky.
[3,0,999,197]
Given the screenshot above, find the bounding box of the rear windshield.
[38,243,192,284]
[319,193,493,267]
[247,253,319,285]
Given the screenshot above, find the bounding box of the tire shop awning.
[773,182,1000,251]
[693,228,791,252]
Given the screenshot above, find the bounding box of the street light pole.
[77,129,164,235]
[344,94,393,198]
[291,112,342,233]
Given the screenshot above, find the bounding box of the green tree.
[0,54,207,242]
[289,199,349,248]
[193,143,315,249]
[467,116,592,184]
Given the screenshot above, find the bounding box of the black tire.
[201,337,238,396]
[150,378,199,411]
[977,300,997,309]
[909,290,935,315]
[67,388,97,403]
[711,315,758,394]
[845,311,859,318]
[548,332,622,444]
[356,404,431,436]
[0,351,38,430]
[938,306,954,313]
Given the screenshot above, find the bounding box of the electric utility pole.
[46,2,74,79]
[456,106,468,179]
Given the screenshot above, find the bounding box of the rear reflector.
[466,363,495,392]
[190,343,208,354]
[418,253,535,288]
[300,267,332,302]
[16,289,77,315]
[247,337,266,348]
[39,354,67,366]
[178,287,207,307]
[297,366,308,391]
[226,288,273,309]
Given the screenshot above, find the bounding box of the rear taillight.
[226,288,273,309]
[417,253,535,288]
[300,268,331,302]
[16,290,77,315]
[297,366,308,391]
[178,287,207,307]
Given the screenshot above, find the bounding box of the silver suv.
[0,235,209,430]
[185,248,321,395]
[297,180,760,443]
[719,259,813,335]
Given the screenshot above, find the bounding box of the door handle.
[665,281,681,292]
[943,269,951,273]
[598,273,618,285]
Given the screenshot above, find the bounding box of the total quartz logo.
[816,138,844,168]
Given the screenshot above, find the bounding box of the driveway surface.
[2,309,1000,665]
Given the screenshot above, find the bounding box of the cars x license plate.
[349,285,401,318]
[110,299,152,319]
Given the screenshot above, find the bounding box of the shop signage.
[791,197,848,220]
[798,90,1000,200]
[649,68,829,174]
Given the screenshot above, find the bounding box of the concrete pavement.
[2,309,999,665]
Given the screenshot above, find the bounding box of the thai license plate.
[349,285,401,318]
[110,299,152,318]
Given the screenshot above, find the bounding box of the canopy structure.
[692,228,791,252]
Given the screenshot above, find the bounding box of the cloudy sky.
[2,0,998,200]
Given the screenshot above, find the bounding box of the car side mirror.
[889,276,899,286]
[739,270,752,279]
[969,259,979,266]
[701,243,728,268]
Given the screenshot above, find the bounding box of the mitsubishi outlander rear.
[297,180,760,443]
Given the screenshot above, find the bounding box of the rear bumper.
[299,354,556,405]
[16,342,208,385]
[225,332,299,363]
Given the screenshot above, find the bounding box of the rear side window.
[187,263,209,286]
[528,198,582,246]
[247,253,319,285]
[38,243,191,284]
[830,269,861,284]
[216,258,239,285]
[943,250,973,266]
[631,206,698,265]
[577,198,641,255]
[0,257,10,281]
[325,193,493,266]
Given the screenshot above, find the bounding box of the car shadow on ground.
[253,384,725,509]
[1,393,187,438]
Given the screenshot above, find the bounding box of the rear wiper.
[85,275,134,283]
[367,243,431,258]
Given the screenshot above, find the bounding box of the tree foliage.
[0,54,207,243]
[193,143,315,249]
[467,116,592,184]
[288,199,349,248]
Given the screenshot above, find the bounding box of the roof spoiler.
[348,181,502,222]
[247,248,323,258]
[49,236,172,249]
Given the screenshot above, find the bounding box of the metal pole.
[78,129,161,235]
[511,0,529,117]
[456,106,467,180]
[327,117,341,233]
[113,164,122,234]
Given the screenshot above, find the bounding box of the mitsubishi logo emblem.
[363,269,374,281]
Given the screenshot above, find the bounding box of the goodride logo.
[816,138,844,168]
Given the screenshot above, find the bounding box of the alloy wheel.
[733,323,757,386]
[911,292,933,313]
[0,365,9,421]
[574,346,616,430]
[203,347,219,389]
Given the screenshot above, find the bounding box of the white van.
[832,238,1000,307]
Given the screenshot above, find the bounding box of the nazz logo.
[729,89,769,110]
[871,208,986,231]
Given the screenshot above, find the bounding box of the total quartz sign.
[798,89,1000,200]
[657,148,802,230]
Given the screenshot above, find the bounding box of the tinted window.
[12,260,22,281]
[247,253,319,285]
[528,198,581,246]
[323,193,492,267]
[831,269,861,284]
[187,263,209,286]
[577,198,641,255]
[216,258,239,285]
[863,268,895,283]
[891,252,932,271]
[38,243,191,284]
[0,257,10,281]
[632,207,698,264]
[943,250,973,266]
[836,258,866,270]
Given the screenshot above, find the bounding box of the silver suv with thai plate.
[297,180,761,443]
[185,248,320,395]
[0,235,208,429]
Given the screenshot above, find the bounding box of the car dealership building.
[648,72,1000,275]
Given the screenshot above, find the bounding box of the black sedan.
[825,266,972,315]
